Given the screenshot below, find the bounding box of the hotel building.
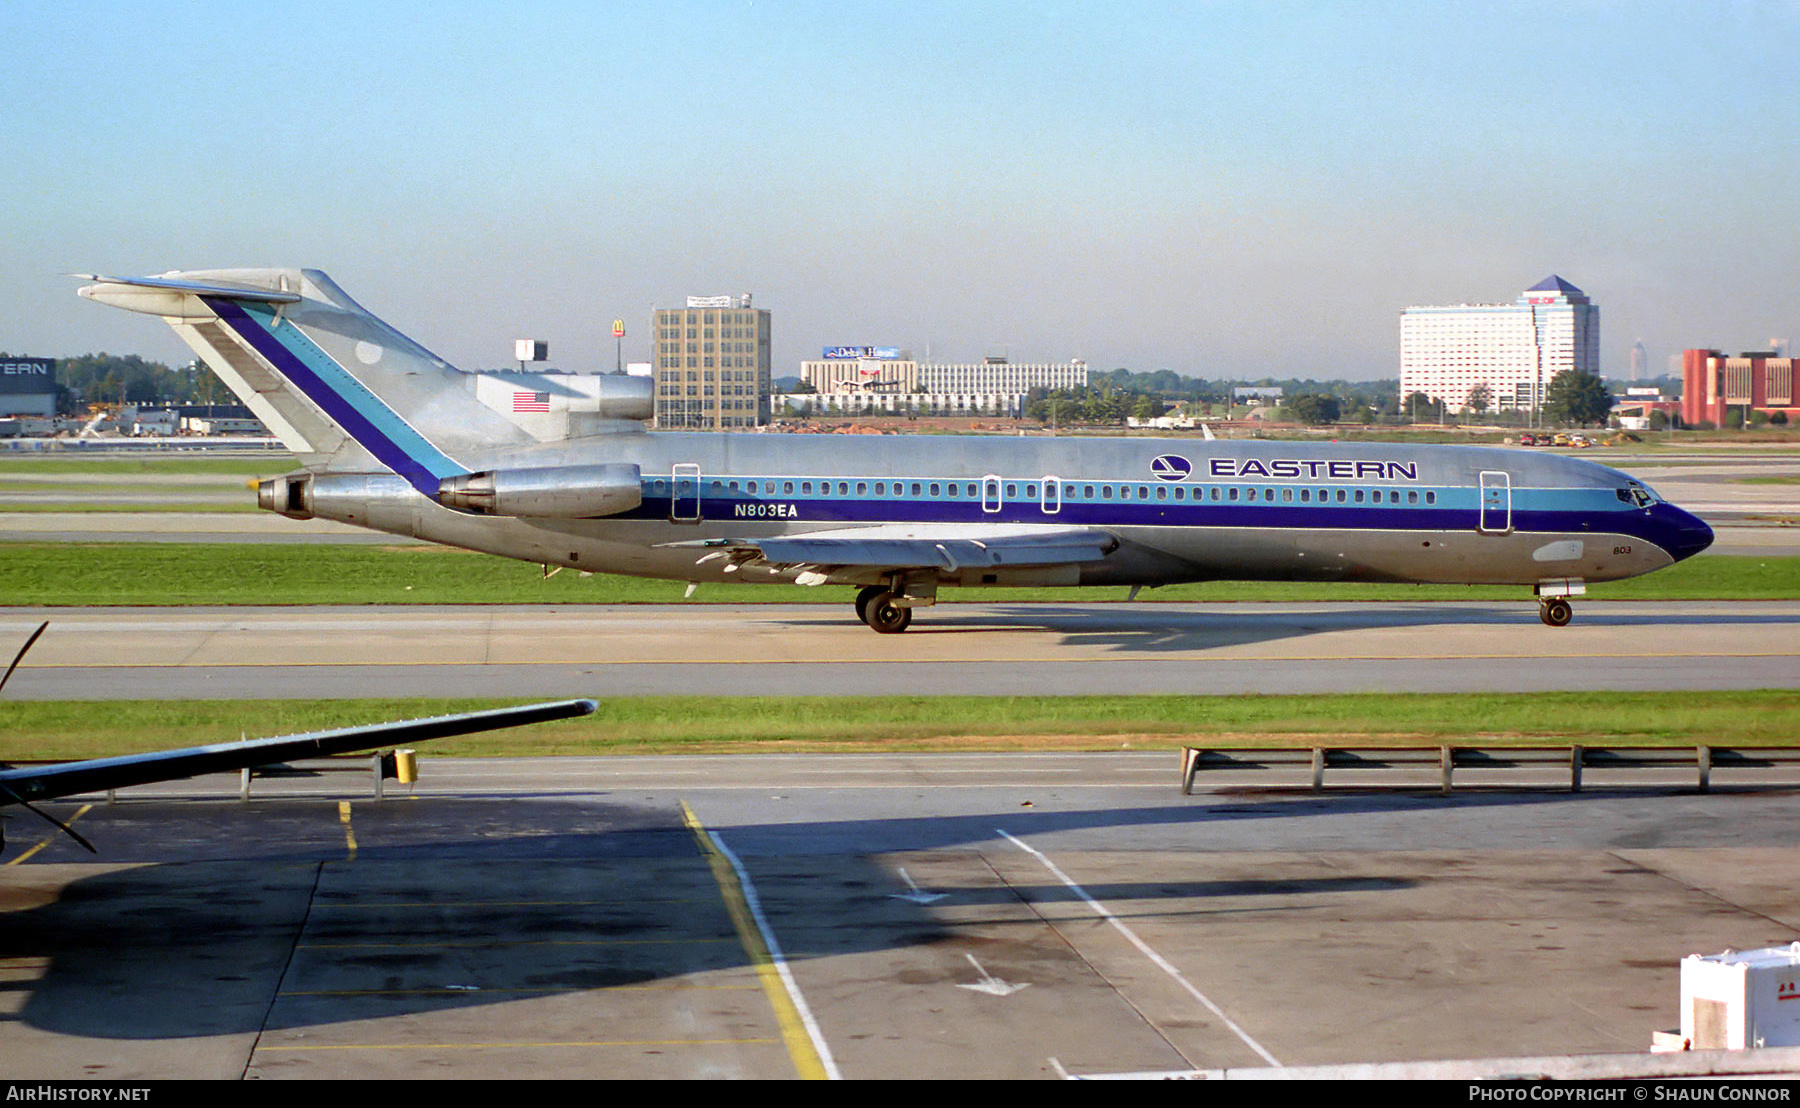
[1399,276,1600,414]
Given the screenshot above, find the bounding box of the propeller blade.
[0,621,47,697]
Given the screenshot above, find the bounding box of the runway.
[5,599,1798,699]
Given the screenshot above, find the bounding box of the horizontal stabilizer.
[76,272,303,308]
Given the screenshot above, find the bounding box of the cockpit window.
[1619,482,1657,508]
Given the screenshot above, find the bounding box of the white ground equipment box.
[1681,944,1800,1049]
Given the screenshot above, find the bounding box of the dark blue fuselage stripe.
[204,297,463,495]
[624,494,1685,548]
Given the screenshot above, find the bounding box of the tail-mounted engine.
[435,463,642,518]
[260,464,644,522]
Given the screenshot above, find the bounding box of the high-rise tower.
[1400,276,1600,414]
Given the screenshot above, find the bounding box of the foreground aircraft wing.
[0,699,597,810]
[667,524,1118,574]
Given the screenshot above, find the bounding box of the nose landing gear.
[1538,597,1573,627]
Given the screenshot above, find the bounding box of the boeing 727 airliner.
[78,269,1713,631]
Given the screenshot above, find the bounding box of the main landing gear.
[1538,597,1573,628]
[855,585,913,634]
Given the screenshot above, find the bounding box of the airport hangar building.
[0,357,57,418]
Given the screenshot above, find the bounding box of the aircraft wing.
[667,523,1118,574]
[0,699,596,806]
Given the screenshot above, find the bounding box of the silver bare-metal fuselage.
[279,428,1712,593]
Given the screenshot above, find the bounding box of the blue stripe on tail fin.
[204,297,467,494]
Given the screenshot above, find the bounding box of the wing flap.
[668,524,1116,572]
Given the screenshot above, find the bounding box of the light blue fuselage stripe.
[206,298,465,493]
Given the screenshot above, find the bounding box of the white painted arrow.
[888,867,947,904]
[956,954,1029,997]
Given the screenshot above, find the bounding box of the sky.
[4,0,1798,382]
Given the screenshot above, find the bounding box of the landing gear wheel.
[1539,597,1573,627]
[854,586,886,627]
[864,594,913,634]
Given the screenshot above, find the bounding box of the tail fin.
[77,269,535,491]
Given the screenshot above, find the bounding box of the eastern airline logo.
[1150,455,1192,481]
[1210,458,1420,481]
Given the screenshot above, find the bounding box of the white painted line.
[999,829,1282,1068]
[709,831,843,1080]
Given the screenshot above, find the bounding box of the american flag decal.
[512,391,550,413]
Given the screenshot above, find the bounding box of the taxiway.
[4,599,1797,699]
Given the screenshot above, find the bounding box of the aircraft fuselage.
[279,428,1712,594]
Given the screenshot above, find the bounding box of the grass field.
[4,690,1796,761]
[1,542,1794,606]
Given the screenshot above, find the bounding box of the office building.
[1400,276,1600,414]
[653,296,771,430]
[1682,349,1799,427]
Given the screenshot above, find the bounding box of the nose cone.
[1657,504,1714,563]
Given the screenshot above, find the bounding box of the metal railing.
[1179,744,1800,795]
